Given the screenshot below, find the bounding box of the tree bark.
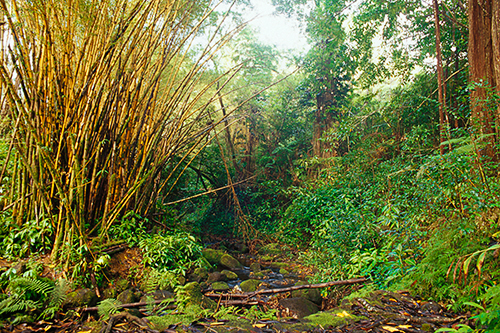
[468,0,500,157]
[433,0,448,154]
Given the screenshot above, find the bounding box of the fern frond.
[7,277,53,298]
[0,297,40,315]
[48,278,69,308]
[97,298,122,320]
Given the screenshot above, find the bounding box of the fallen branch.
[205,277,367,299]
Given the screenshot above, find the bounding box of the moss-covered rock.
[279,268,289,275]
[240,279,261,292]
[249,262,261,272]
[279,297,319,318]
[250,271,265,279]
[208,272,226,282]
[269,262,288,269]
[117,289,137,304]
[291,281,322,305]
[115,279,130,293]
[202,249,224,265]
[211,281,230,291]
[220,254,242,269]
[221,270,238,280]
[102,287,117,299]
[304,309,364,328]
[180,282,216,310]
[64,288,98,308]
[194,267,209,278]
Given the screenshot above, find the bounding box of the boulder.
[65,288,98,308]
[279,297,320,318]
[117,289,137,304]
[202,249,224,265]
[220,254,242,269]
[221,270,238,280]
[180,282,216,310]
[240,279,261,292]
[102,288,117,299]
[207,272,226,282]
[211,282,230,291]
[292,281,322,305]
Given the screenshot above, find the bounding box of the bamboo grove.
[0,0,242,263]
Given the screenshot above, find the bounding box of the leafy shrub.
[0,217,53,259]
[139,232,206,275]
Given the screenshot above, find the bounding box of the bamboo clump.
[0,0,243,263]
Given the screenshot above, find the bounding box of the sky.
[239,0,309,53]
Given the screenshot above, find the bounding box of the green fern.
[40,278,69,319]
[7,277,53,298]
[142,269,179,293]
[97,298,123,320]
[0,298,40,315]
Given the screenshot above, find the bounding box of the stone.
[117,289,137,304]
[292,281,323,305]
[220,254,242,269]
[421,301,442,313]
[240,279,261,292]
[249,262,261,272]
[270,262,289,269]
[211,282,230,291]
[207,272,226,282]
[181,282,216,310]
[64,288,98,308]
[202,249,224,265]
[102,288,117,299]
[194,267,208,279]
[279,297,320,318]
[221,270,238,280]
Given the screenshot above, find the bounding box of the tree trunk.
[433,0,448,154]
[468,0,500,157]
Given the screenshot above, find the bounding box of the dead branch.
[205,277,367,299]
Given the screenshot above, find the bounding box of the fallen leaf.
[78,330,92,333]
[115,323,128,327]
[252,324,266,328]
[337,311,351,318]
[398,325,412,329]
[382,326,402,332]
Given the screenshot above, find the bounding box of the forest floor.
[1,239,472,333]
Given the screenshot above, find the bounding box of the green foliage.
[109,211,148,247]
[139,231,206,275]
[141,269,179,293]
[0,218,53,259]
[0,277,68,322]
[97,298,122,320]
[242,305,278,321]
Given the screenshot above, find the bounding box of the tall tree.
[468,0,500,157]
